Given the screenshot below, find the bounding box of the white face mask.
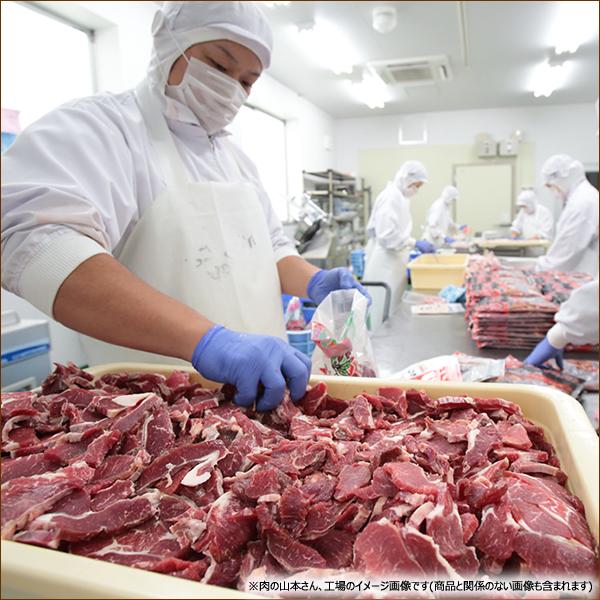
[166,56,248,134]
[403,185,419,198]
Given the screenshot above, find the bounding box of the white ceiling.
[262,1,599,118]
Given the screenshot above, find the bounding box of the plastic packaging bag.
[453,352,505,382]
[392,355,463,382]
[311,289,378,377]
[284,296,307,331]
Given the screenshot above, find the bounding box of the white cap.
[394,160,428,194]
[541,154,586,196]
[441,185,459,204]
[516,189,537,210]
[148,1,273,90]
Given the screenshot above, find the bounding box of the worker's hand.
[307,268,372,306]
[511,230,520,239]
[192,325,311,411]
[524,336,564,370]
[444,236,455,244]
[415,239,435,254]
[459,225,469,233]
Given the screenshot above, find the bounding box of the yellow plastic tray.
[407,254,468,292]
[2,364,598,599]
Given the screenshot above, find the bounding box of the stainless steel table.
[370,302,599,427]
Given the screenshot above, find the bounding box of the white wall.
[334,102,599,215]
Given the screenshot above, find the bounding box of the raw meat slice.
[354,519,423,576]
[195,492,256,562]
[334,462,371,501]
[383,461,439,496]
[136,441,226,489]
[310,529,354,569]
[300,382,328,415]
[90,480,135,511]
[513,530,598,577]
[463,414,502,471]
[71,518,185,565]
[378,388,408,418]
[496,421,532,450]
[351,396,374,430]
[28,491,160,542]
[1,454,59,484]
[471,499,519,561]
[279,487,308,537]
[1,461,94,539]
[267,526,326,572]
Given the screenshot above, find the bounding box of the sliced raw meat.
[354,519,423,576]
[29,491,160,542]
[1,461,94,539]
[310,529,354,569]
[136,441,226,490]
[1,454,59,484]
[334,462,371,501]
[383,461,439,496]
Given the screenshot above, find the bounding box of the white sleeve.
[536,196,597,272]
[511,210,524,234]
[1,99,139,316]
[538,206,554,240]
[546,279,599,348]
[224,140,298,263]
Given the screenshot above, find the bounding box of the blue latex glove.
[307,268,372,306]
[415,239,435,253]
[444,236,455,244]
[192,325,311,411]
[524,336,564,369]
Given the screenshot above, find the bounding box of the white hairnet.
[394,161,428,194]
[441,185,459,204]
[541,154,586,195]
[516,189,537,210]
[148,1,273,90]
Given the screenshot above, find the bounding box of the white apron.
[81,82,286,367]
[363,237,409,328]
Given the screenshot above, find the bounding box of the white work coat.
[363,182,414,323]
[511,204,554,240]
[547,279,599,348]
[537,180,599,275]
[1,86,297,362]
[423,197,455,246]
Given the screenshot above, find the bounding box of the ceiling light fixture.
[295,20,359,75]
[260,1,291,6]
[347,70,390,109]
[551,1,599,54]
[530,60,569,98]
[372,6,397,34]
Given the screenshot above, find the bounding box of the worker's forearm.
[53,254,214,362]
[277,256,320,298]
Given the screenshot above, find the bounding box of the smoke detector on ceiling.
[372,6,397,34]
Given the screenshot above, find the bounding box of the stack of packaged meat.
[2,364,597,592]
[465,256,594,350]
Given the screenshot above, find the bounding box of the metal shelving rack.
[302,169,372,248]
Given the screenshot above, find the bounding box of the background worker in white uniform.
[363,161,428,322]
[1,2,369,411]
[536,155,599,275]
[422,185,461,247]
[510,189,554,240]
[525,278,598,368]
